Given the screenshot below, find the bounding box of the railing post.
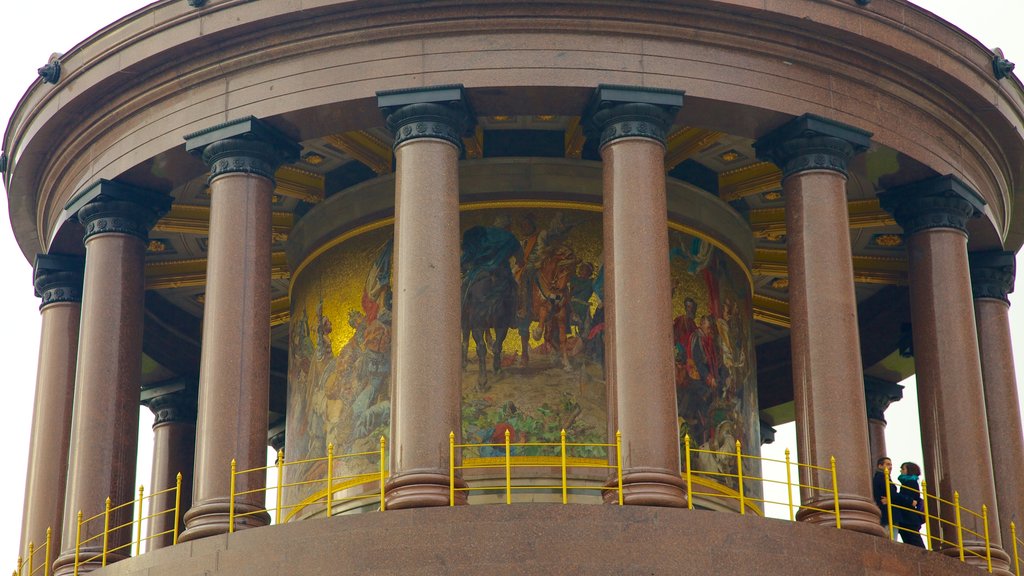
[173,473,182,545]
[101,497,111,567]
[44,527,51,576]
[27,544,33,576]
[135,485,144,556]
[74,511,82,576]
[560,429,567,505]
[785,448,794,522]
[736,440,745,515]
[1011,521,1020,576]
[379,437,387,512]
[884,466,894,539]
[983,505,992,573]
[229,459,237,534]
[955,491,965,562]
[830,456,840,530]
[275,450,284,524]
[504,429,512,505]
[684,434,693,511]
[326,443,335,518]
[615,431,623,506]
[449,431,455,507]
[921,479,932,551]
[17,556,22,576]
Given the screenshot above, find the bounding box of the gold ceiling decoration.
[749,198,895,239]
[270,296,291,327]
[463,126,484,160]
[275,166,326,203]
[719,162,782,201]
[145,252,289,290]
[664,127,726,171]
[564,116,585,160]
[753,248,907,285]
[323,131,393,176]
[152,204,293,238]
[752,293,790,328]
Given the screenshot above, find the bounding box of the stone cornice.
[753,114,872,179]
[582,84,683,148]
[33,253,85,309]
[377,85,474,150]
[878,175,986,236]
[969,250,1015,304]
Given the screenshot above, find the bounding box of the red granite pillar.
[880,177,1010,572]
[53,182,172,576]
[864,378,904,468]
[19,255,84,560]
[584,85,687,507]
[970,250,1024,558]
[142,383,197,550]
[180,117,299,539]
[755,114,883,535]
[377,85,472,508]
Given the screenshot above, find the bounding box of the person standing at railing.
[895,462,926,548]
[872,457,894,527]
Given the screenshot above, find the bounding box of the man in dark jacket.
[872,456,895,527]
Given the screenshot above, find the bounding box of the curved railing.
[14,528,50,576]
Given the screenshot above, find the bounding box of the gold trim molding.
[324,131,393,175]
[665,127,725,171]
[719,162,781,201]
[145,252,289,290]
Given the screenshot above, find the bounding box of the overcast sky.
[1,0,1023,565]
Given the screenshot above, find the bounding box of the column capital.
[68,179,172,242]
[33,253,85,308]
[583,84,683,148]
[267,418,286,453]
[184,116,301,182]
[759,419,777,446]
[141,381,198,426]
[877,175,986,236]
[753,114,871,179]
[969,250,1016,304]
[377,84,475,150]
[864,377,904,423]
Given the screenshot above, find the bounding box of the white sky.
[0,0,1022,565]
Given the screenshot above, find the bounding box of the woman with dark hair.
[896,462,926,548]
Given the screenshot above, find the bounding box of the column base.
[52,547,130,576]
[178,497,270,542]
[796,494,886,537]
[603,468,687,507]
[385,471,467,509]
[937,541,1012,575]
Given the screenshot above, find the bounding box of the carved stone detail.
[583,86,683,148]
[970,250,1015,304]
[754,114,872,179]
[864,377,904,423]
[267,418,286,453]
[878,175,986,236]
[37,60,61,84]
[759,419,777,446]
[145,388,198,426]
[33,254,85,309]
[378,85,474,150]
[79,199,166,242]
[185,116,301,184]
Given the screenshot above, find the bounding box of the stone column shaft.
[971,251,1024,556]
[755,114,883,535]
[55,182,171,576]
[880,177,1010,572]
[19,255,84,560]
[143,385,197,550]
[586,85,686,507]
[181,117,299,540]
[377,85,471,508]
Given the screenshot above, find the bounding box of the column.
[19,255,84,560]
[864,377,903,467]
[879,176,1010,571]
[584,84,686,507]
[180,117,299,539]
[970,250,1024,556]
[141,382,197,550]
[754,114,883,535]
[377,85,471,508]
[54,181,171,576]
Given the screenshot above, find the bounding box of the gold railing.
[683,435,839,526]
[883,480,993,572]
[228,437,387,531]
[72,475,182,575]
[1011,522,1022,576]
[449,429,623,505]
[14,528,51,576]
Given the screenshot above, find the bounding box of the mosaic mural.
[286,205,759,513]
